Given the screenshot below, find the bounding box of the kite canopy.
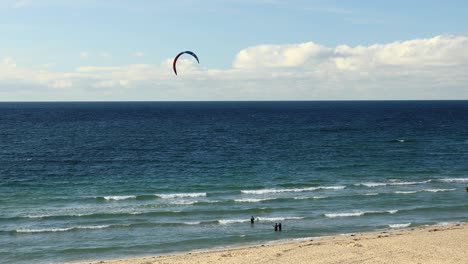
[173,51,199,75]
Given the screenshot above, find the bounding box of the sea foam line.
[102,195,137,201]
[394,191,418,194]
[156,193,207,199]
[218,216,304,225]
[354,180,429,187]
[423,188,456,193]
[324,210,398,218]
[14,225,117,233]
[241,186,345,195]
[438,178,468,183]
[234,198,273,203]
[294,196,327,200]
[389,223,411,228]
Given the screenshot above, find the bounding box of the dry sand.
[84,223,467,264]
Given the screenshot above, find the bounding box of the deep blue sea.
[1,101,467,264]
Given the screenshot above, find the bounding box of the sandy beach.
[82,223,467,264]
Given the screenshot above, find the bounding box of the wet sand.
[83,223,467,264]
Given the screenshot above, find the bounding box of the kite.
[173,51,199,75]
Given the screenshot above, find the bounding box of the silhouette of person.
[274,223,278,231]
[251,216,255,224]
[278,222,282,231]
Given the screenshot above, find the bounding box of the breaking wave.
[218,216,303,225]
[389,223,411,228]
[354,180,429,187]
[241,186,345,194]
[324,210,398,218]
[156,193,207,199]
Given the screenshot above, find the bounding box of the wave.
[234,198,273,203]
[156,193,207,199]
[423,188,456,193]
[183,221,201,225]
[438,178,468,183]
[5,206,279,222]
[393,188,455,194]
[363,193,379,196]
[218,219,251,225]
[324,210,398,218]
[294,196,327,200]
[354,180,429,188]
[394,191,418,194]
[389,223,411,228]
[218,216,303,225]
[13,224,120,233]
[10,220,215,233]
[241,186,345,194]
[102,195,136,201]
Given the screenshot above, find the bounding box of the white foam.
[24,214,53,219]
[364,193,379,196]
[260,216,303,221]
[15,225,111,233]
[423,188,456,193]
[356,181,428,188]
[439,178,468,183]
[355,182,387,187]
[218,219,251,225]
[436,221,462,226]
[389,223,411,228]
[218,216,303,224]
[312,196,327,199]
[16,227,72,233]
[325,212,364,218]
[325,210,397,218]
[294,196,327,200]
[394,191,418,194]
[156,193,207,199]
[103,195,136,201]
[170,200,196,205]
[241,186,345,194]
[234,198,271,203]
[183,221,201,225]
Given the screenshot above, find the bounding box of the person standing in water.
[251,216,255,224]
[278,222,282,231]
[274,223,278,231]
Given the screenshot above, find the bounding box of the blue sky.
[1,0,468,100]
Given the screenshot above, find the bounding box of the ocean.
[1,101,467,264]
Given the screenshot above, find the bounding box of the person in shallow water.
[251,216,255,224]
[274,223,278,231]
[278,222,282,231]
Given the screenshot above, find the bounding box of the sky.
[1,0,468,101]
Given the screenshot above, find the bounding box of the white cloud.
[233,42,332,68]
[2,58,17,67]
[99,53,112,59]
[80,52,89,59]
[13,0,30,8]
[1,35,468,101]
[50,80,73,89]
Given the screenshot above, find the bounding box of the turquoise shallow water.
[1,101,467,264]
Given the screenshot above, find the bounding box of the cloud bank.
[1,35,468,101]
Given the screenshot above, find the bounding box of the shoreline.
[76,222,468,264]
